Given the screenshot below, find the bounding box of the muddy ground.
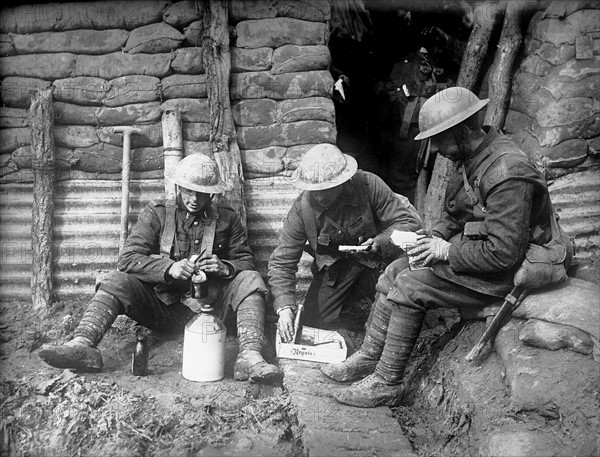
[1,297,597,456]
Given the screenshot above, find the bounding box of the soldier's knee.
[376,255,409,293]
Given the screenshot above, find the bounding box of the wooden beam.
[485,1,523,129]
[201,0,247,226]
[29,88,56,312]
[423,2,504,229]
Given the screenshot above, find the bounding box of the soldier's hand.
[278,308,295,343]
[168,259,196,280]
[355,238,379,256]
[195,254,230,277]
[407,237,451,266]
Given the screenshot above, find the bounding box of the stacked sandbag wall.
[0,0,211,182]
[228,0,335,178]
[505,0,600,274]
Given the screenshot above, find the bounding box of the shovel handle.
[292,303,304,344]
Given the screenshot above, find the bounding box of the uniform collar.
[177,196,215,228]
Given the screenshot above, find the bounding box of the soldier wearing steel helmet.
[321,86,556,408]
[268,144,422,341]
[39,154,280,381]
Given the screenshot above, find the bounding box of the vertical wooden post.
[29,88,56,311]
[423,2,503,229]
[162,109,184,200]
[201,0,247,227]
[484,1,523,129]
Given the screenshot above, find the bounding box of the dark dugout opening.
[328,0,476,204]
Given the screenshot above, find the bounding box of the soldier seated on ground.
[268,143,422,342]
[39,154,280,381]
[321,87,569,408]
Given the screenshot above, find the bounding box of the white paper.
[390,230,425,248]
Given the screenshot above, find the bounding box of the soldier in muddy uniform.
[269,144,422,341]
[321,87,569,408]
[39,154,280,381]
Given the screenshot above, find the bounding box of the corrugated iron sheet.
[1,171,597,302]
[0,176,312,303]
[244,176,312,302]
[0,179,164,301]
[548,170,600,262]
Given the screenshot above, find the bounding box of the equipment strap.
[160,198,177,258]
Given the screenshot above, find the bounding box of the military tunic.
[97,197,266,331]
[268,170,422,326]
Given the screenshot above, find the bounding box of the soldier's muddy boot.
[333,304,424,408]
[321,349,378,382]
[234,294,281,381]
[39,291,122,372]
[332,373,404,408]
[321,292,392,382]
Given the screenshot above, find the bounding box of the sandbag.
[171,48,204,75]
[73,144,164,173]
[235,18,327,48]
[124,22,184,54]
[182,122,210,142]
[54,126,99,149]
[11,146,79,170]
[1,77,52,109]
[231,47,273,72]
[183,141,212,157]
[0,53,76,80]
[277,97,334,123]
[524,37,575,67]
[163,0,202,28]
[542,73,600,100]
[240,147,286,174]
[0,1,168,34]
[0,107,28,128]
[543,0,600,19]
[161,74,207,100]
[236,120,336,150]
[72,52,172,79]
[53,77,109,106]
[104,75,160,107]
[535,97,600,128]
[161,98,209,123]
[183,21,203,47]
[233,98,334,126]
[510,130,588,168]
[531,114,600,147]
[0,33,15,56]
[230,70,333,100]
[513,277,600,341]
[232,99,277,126]
[11,29,129,55]
[0,154,18,177]
[0,127,30,155]
[519,319,594,356]
[229,0,330,23]
[531,8,600,47]
[271,44,330,75]
[53,101,162,126]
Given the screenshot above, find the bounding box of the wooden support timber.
[29,88,56,311]
[201,0,247,226]
[423,2,503,229]
[484,1,524,129]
